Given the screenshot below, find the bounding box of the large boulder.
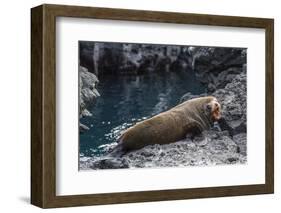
[79,66,100,132]
[214,71,247,136]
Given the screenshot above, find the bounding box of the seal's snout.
[213,105,221,121]
[206,98,221,122]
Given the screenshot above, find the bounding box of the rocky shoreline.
[79,44,247,170]
[80,70,247,170]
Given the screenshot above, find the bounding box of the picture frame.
[31,4,274,208]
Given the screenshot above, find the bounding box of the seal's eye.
[206,104,212,111]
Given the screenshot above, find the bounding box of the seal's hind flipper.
[108,142,126,158]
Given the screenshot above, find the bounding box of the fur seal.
[115,96,221,153]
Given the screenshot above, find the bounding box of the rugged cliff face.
[80,42,193,75]
[79,42,246,93]
[190,47,246,92]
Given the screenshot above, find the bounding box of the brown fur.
[118,96,221,152]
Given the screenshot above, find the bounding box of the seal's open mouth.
[211,101,221,121]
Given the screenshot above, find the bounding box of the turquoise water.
[79,72,205,157]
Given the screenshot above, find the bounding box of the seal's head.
[205,97,221,122]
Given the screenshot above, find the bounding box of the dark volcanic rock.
[82,129,246,170]
[90,158,129,169]
[233,133,247,156]
[213,70,247,136]
[190,47,246,91]
[79,42,194,76]
[79,42,246,93]
[180,70,247,137]
[80,66,100,109]
[79,66,100,132]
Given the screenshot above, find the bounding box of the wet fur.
[114,96,221,153]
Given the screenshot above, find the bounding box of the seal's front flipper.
[183,122,202,138]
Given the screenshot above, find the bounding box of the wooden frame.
[31,4,274,208]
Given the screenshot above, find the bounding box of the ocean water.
[79,71,205,157]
